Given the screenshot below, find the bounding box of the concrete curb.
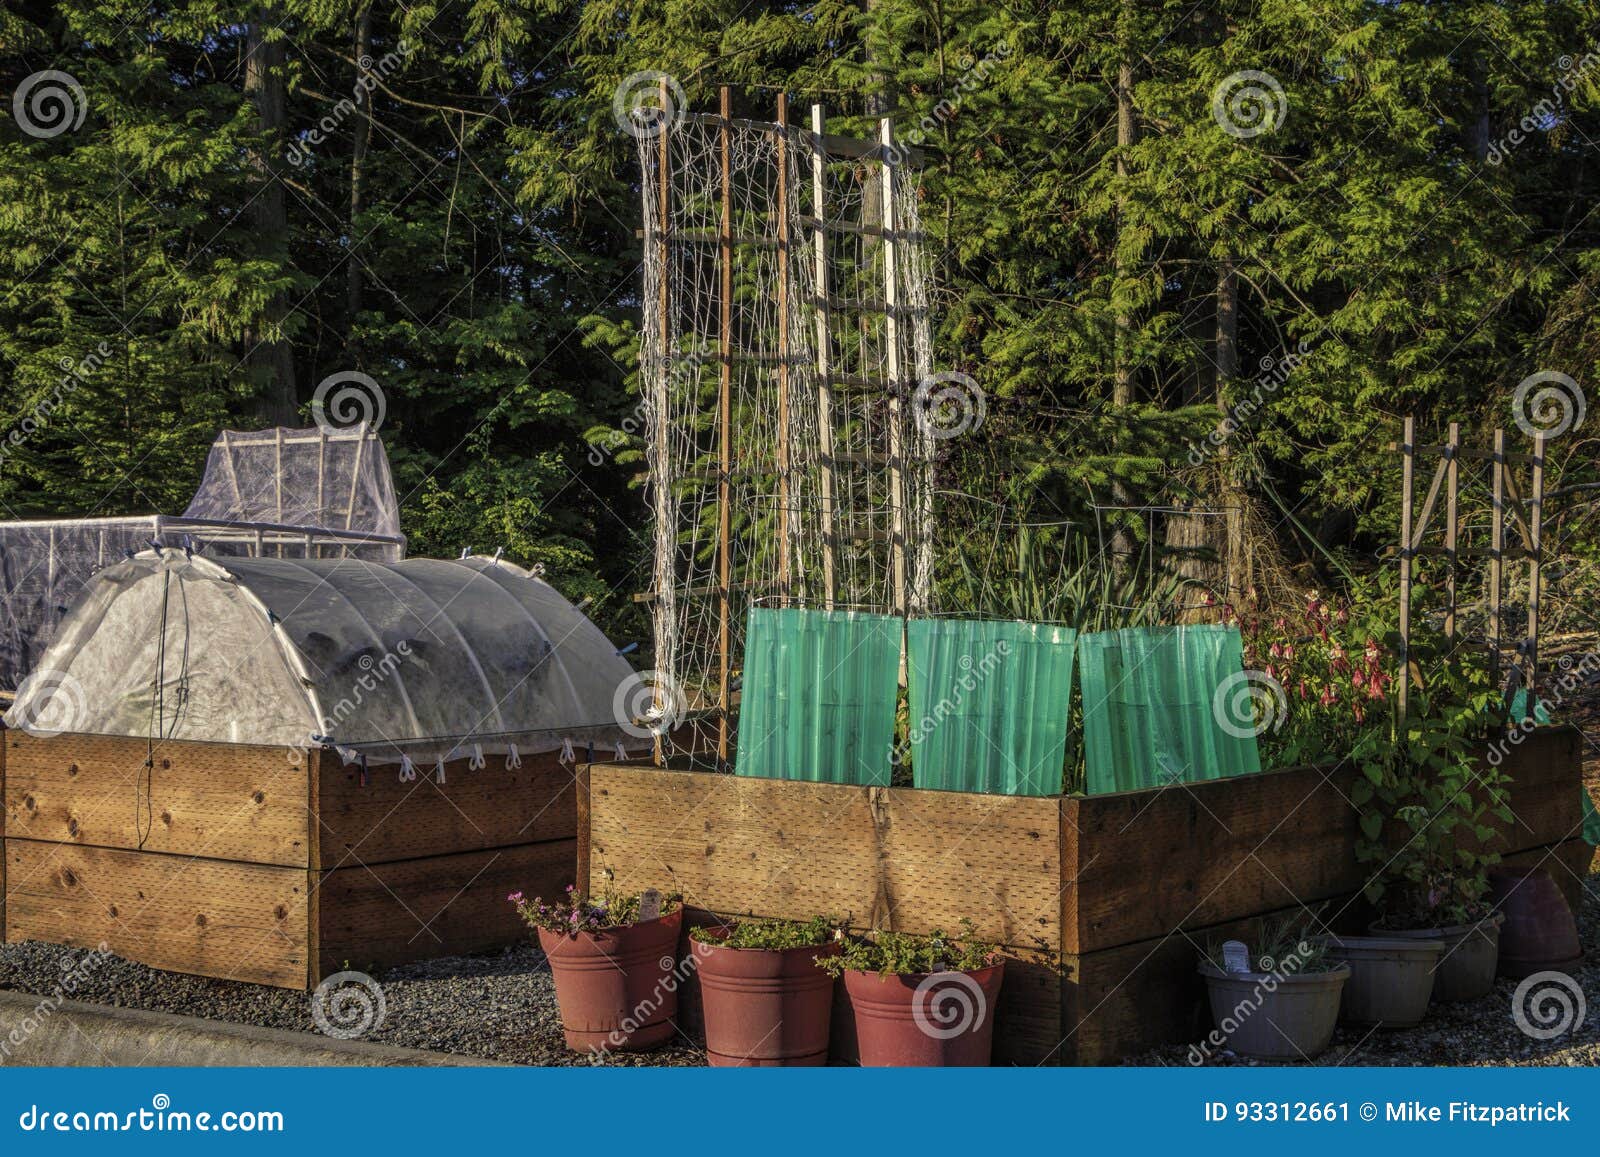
[0,990,505,1067]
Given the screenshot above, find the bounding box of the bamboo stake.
[880,118,907,621]
[775,93,793,606]
[653,75,673,767]
[1444,421,1458,642]
[1398,416,1414,721]
[810,104,838,609]
[1526,432,1545,712]
[716,86,734,766]
[1489,427,1506,697]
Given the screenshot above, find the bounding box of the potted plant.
[819,921,1004,1066]
[689,916,843,1066]
[1350,631,1511,1006]
[509,885,683,1053]
[1195,913,1350,1061]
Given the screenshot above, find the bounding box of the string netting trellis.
[638,94,934,761]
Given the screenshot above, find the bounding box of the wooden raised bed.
[1,729,576,988]
[578,725,1591,1065]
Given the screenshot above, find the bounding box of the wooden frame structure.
[637,88,930,766]
[1397,417,1545,717]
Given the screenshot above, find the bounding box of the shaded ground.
[0,939,704,1066]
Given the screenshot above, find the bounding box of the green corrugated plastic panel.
[1583,789,1600,847]
[907,618,1076,796]
[734,607,900,785]
[1079,624,1262,795]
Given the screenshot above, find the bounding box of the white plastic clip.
[399,754,417,782]
[469,744,485,771]
[614,740,628,761]
[505,743,522,770]
[435,756,447,784]
[559,737,575,766]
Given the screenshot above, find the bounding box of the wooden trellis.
[1396,416,1545,719]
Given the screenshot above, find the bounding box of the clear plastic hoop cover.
[1078,624,1262,795]
[4,551,641,763]
[908,618,1076,796]
[734,607,901,785]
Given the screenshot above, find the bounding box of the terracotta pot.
[1372,912,1504,1002]
[842,963,1004,1066]
[1489,866,1583,979]
[1197,962,1350,1061]
[1319,935,1442,1028]
[538,908,684,1052]
[691,928,839,1066]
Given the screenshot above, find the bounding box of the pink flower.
[1319,685,1337,707]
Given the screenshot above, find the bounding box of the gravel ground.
[1131,860,1600,1067]
[0,938,704,1066]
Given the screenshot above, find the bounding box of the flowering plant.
[816,919,1000,978]
[507,884,680,936]
[1219,584,1393,768]
[689,915,843,951]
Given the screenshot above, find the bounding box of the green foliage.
[818,919,998,978]
[1203,907,1339,975]
[690,915,842,951]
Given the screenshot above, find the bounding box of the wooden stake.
[717,86,734,766]
[1526,432,1545,711]
[1444,421,1458,642]
[653,75,673,767]
[880,118,907,621]
[1397,416,1414,721]
[1489,427,1506,697]
[810,103,838,609]
[775,93,793,606]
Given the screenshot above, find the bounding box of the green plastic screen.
[1078,624,1262,795]
[734,607,901,785]
[907,619,1076,795]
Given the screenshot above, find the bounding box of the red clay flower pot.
[1489,866,1583,979]
[843,963,1004,1066]
[538,908,684,1053]
[691,929,840,1066]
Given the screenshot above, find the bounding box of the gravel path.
[0,938,704,1066]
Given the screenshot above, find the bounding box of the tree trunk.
[245,12,298,424]
[1108,4,1137,568]
[347,3,373,334]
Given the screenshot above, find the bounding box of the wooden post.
[775,94,793,606]
[1489,427,1506,697]
[1444,421,1459,641]
[810,104,838,609]
[1397,416,1414,721]
[1526,432,1544,712]
[653,75,673,767]
[716,86,734,766]
[880,118,907,621]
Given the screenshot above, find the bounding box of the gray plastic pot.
[1196,961,1350,1061]
[1371,913,1504,1003]
[1320,935,1444,1028]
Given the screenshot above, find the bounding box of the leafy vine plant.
[1351,631,1512,929]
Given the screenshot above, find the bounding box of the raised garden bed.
[577,725,1588,1065]
[1,729,576,988]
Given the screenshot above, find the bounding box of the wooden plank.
[4,731,311,867]
[3,838,309,989]
[314,747,578,869]
[1064,763,1360,955]
[315,839,573,981]
[587,766,1062,948]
